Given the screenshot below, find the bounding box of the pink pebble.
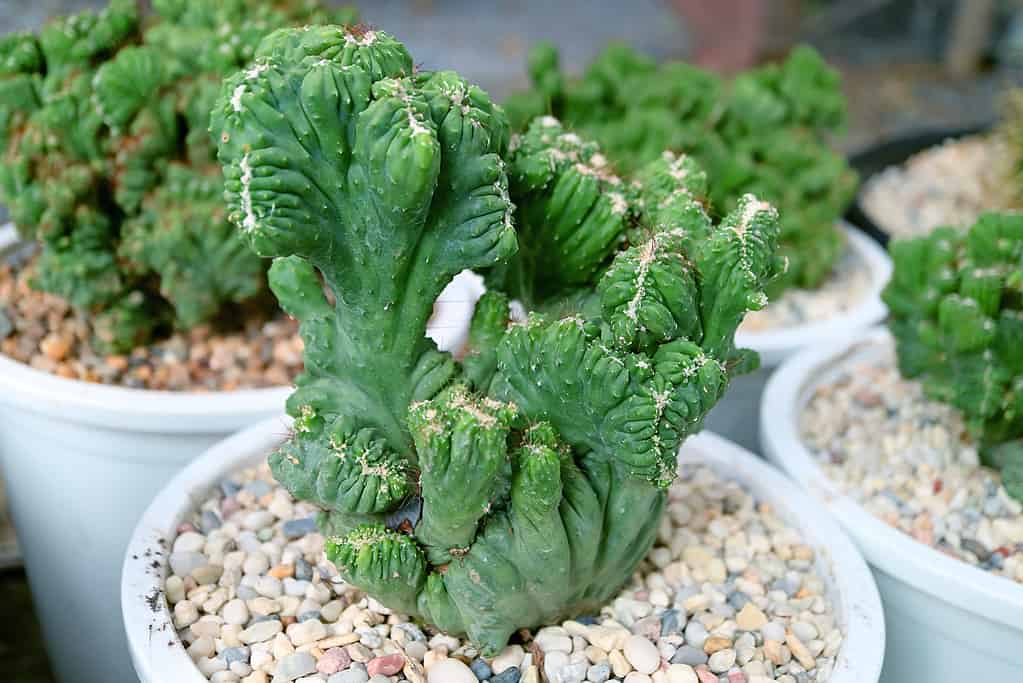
[697,670,718,683]
[728,671,747,683]
[366,653,405,677]
[316,647,351,675]
[221,498,241,517]
[176,522,196,534]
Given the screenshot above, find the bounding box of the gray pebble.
[671,645,708,666]
[586,662,610,682]
[961,538,990,563]
[684,621,708,648]
[237,586,258,600]
[492,667,521,683]
[169,552,208,577]
[762,621,786,642]
[470,658,493,679]
[659,608,683,635]
[393,623,426,641]
[248,614,280,625]
[245,480,272,498]
[295,558,314,582]
[328,666,370,683]
[220,480,241,497]
[297,611,321,623]
[275,652,317,680]
[221,647,249,666]
[200,510,222,533]
[283,517,318,539]
[728,592,751,610]
[0,309,12,338]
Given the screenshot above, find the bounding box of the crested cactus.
[0,0,356,352]
[883,213,1023,501]
[504,42,856,295]
[213,25,782,654]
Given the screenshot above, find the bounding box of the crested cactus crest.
[214,26,782,654]
[0,0,357,352]
[883,213,1023,501]
[504,42,856,296]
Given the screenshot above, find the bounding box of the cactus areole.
[213,26,782,654]
[884,213,1023,503]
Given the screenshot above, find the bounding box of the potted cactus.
[503,43,891,451]
[762,213,1023,682]
[0,3,461,682]
[122,25,886,683]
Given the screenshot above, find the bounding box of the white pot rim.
[123,418,884,683]
[760,325,1023,630]
[735,222,892,368]
[0,224,481,432]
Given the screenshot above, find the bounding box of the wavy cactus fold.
[0,0,357,352]
[215,26,782,654]
[884,213,1023,501]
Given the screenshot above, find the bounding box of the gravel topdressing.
[160,456,845,683]
[800,341,1023,583]
[0,253,303,392]
[738,239,872,334]
[859,134,1018,240]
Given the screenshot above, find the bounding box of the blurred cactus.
[884,213,1023,501]
[504,42,857,296]
[213,26,782,653]
[0,0,357,352]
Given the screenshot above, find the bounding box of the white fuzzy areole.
[735,194,774,236]
[344,30,378,46]
[231,62,270,112]
[609,192,628,216]
[625,238,659,321]
[239,154,257,232]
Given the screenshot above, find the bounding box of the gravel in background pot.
[703,223,891,453]
[123,418,884,683]
[761,327,1023,683]
[842,124,994,244]
[0,225,482,683]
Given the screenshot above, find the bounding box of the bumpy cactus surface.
[213,26,782,654]
[884,213,1023,501]
[0,0,356,352]
[504,43,856,296]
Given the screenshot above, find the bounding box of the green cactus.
[883,213,1023,501]
[213,25,782,654]
[0,0,357,353]
[504,42,856,296]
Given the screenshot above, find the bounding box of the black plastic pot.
[844,124,991,246]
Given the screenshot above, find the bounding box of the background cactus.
[883,213,1023,501]
[504,42,857,296]
[0,0,356,352]
[214,25,782,654]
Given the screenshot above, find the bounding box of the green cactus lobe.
[216,26,782,655]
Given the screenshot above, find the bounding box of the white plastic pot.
[703,222,891,452]
[0,224,482,683]
[123,418,885,683]
[760,326,1023,682]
